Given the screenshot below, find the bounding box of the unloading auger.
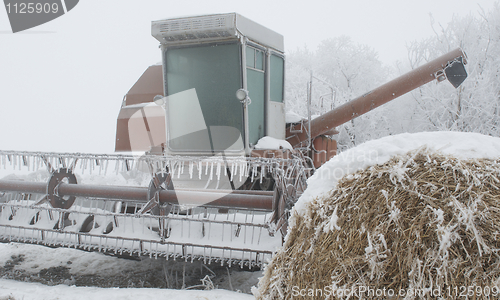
[0,13,468,268]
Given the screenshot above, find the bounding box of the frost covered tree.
[403,3,500,136]
[286,3,500,152]
[285,36,390,151]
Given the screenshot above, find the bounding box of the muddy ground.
[0,243,262,293]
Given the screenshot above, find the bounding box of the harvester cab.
[0,13,468,267]
[116,13,286,158]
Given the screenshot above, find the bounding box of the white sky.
[0,0,497,154]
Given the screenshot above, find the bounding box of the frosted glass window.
[247,69,265,145]
[246,47,255,68]
[246,46,264,71]
[165,43,243,152]
[255,50,264,70]
[270,54,284,103]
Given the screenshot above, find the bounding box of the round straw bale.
[255,148,500,299]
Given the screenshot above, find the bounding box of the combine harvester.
[0,13,468,268]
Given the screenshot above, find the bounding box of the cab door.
[245,46,265,146]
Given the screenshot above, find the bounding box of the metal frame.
[0,150,307,267]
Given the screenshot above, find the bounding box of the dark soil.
[0,254,257,291]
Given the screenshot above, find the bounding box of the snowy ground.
[0,242,256,300]
[0,279,254,300]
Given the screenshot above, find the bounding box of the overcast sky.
[0,0,497,154]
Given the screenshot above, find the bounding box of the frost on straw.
[255,148,500,300]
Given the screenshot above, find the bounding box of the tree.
[286,3,500,154]
[285,36,391,151]
[405,3,500,137]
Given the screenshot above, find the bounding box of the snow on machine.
[0,13,468,268]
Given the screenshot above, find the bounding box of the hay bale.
[256,149,500,299]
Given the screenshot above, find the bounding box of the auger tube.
[287,48,468,147]
[0,180,274,210]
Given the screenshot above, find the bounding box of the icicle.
[231,163,235,181]
[209,162,214,181]
[189,161,194,179]
[85,158,92,174]
[171,162,176,178]
[94,158,99,174]
[81,158,86,174]
[250,165,254,183]
[177,162,182,179]
[253,164,258,182]
[198,161,202,180]
[23,156,29,172]
[216,161,221,181]
[28,155,33,172]
[260,166,264,184]
[114,159,120,175]
[103,159,109,175]
[125,159,130,172]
